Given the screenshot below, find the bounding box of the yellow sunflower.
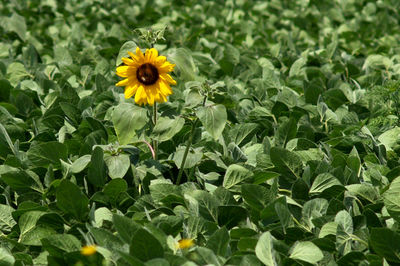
[81,245,97,256]
[115,47,176,106]
[177,238,195,249]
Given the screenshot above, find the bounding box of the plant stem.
[153,102,158,160]
[176,119,198,185]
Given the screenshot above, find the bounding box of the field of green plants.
[2,0,400,265]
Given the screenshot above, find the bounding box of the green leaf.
[104,153,130,179]
[41,234,81,257]
[112,103,148,145]
[173,146,203,169]
[4,13,27,41]
[113,214,141,244]
[70,155,91,173]
[0,122,16,159]
[383,176,400,223]
[104,179,128,207]
[309,173,342,195]
[370,228,400,263]
[0,205,16,233]
[130,228,164,262]
[217,205,248,229]
[205,227,229,256]
[196,104,227,140]
[270,147,303,181]
[1,169,43,192]
[0,247,15,265]
[255,232,277,266]
[168,48,198,81]
[27,141,67,168]
[151,116,185,142]
[289,241,324,264]
[378,127,400,151]
[87,146,107,187]
[6,62,29,86]
[188,190,219,222]
[222,164,252,189]
[289,57,306,77]
[56,179,89,221]
[241,184,270,211]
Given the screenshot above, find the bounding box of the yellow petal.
[116,66,132,77]
[159,62,175,73]
[116,78,130,87]
[121,57,134,66]
[124,84,138,99]
[160,74,177,85]
[145,48,158,63]
[136,47,145,61]
[135,85,146,105]
[127,51,141,65]
[159,81,173,96]
[154,56,167,66]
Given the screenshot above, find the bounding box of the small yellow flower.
[116,47,177,106]
[177,238,195,249]
[81,245,97,256]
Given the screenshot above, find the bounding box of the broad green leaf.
[173,146,203,169]
[151,116,185,142]
[87,146,106,187]
[112,214,141,244]
[70,155,91,173]
[302,198,329,230]
[0,247,15,265]
[104,179,128,207]
[270,147,302,181]
[5,13,27,41]
[168,48,198,81]
[188,190,219,222]
[378,127,400,151]
[370,228,400,264]
[217,205,248,229]
[223,164,252,189]
[104,153,130,179]
[130,228,164,261]
[289,241,324,264]
[112,103,148,145]
[27,141,67,168]
[205,227,229,256]
[6,62,30,86]
[289,57,306,77]
[241,184,269,211]
[255,232,277,266]
[0,205,16,233]
[41,234,81,257]
[196,104,227,140]
[56,180,89,221]
[1,169,43,192]
[309,173,342,195]
[383,176,400,223]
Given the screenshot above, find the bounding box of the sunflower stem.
[176,119,198,185]
[153,102,158,160]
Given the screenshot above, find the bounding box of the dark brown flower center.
[136,63,159,85]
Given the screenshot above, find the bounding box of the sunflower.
[115,47,176,106]
[177,238,195,249]
[81,245,97,256]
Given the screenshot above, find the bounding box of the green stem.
[153,102,158,160]
[176,119,198,185]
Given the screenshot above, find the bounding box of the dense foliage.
[1,0,400,265]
